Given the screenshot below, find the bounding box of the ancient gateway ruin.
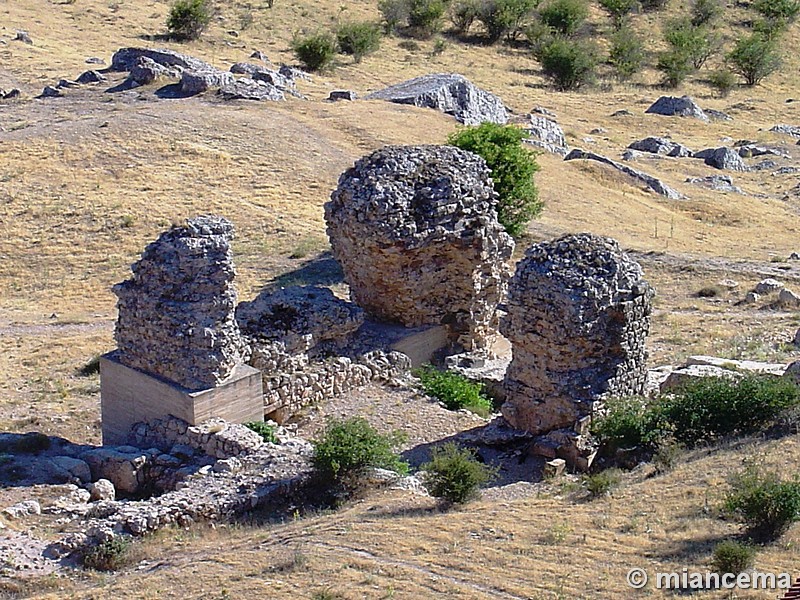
[99,144,653,470]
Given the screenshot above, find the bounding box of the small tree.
[477,0,539,42]
[752,0,800,22]
[664,17,717,69]
[691,0,722,26]
[712,540,756,575]
[708,69,736,97]
[378,0,411,32]
[656,49,693,88]
[336,21,382,62]
[538,37,598,90]
[598,0,638,29]
[447,122,542,237]
[608,26,645,80]
[292,32,338,71]
[450,0,482,32]
[421,443,495,503]
[728,32,781,86]
[167,0,211,41]
[639,0,668,11]
[409,0,448,35]
[538,0,589,35]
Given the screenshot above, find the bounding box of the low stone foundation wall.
[130,417,265,459]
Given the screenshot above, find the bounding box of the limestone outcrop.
[501,233,654,435]
[325,145,515,351]
[113,216,249,390]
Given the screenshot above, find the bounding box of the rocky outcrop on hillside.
[693,147,749,171]
[628,136,693,157]
[366,73,508,125]
[326,145,514,351]
[113,216,249,390]
[525,114,569,156]
[645,95,709,122]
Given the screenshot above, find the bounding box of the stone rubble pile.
[501,233,654,466]
[113,215,249,390]
[326,145,514,351]
[525,114,569,156]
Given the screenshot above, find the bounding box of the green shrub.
[336,21,382,62]
[421,442,496,503]
[409,0,448,34]
[167,0,211,41]
[524,19,555,54]
[292,32,338,72]
[639,0,669,11]
[82,537,133,571]
[447,122,541,237]
[244,421,277,444]
[652,436,682,473]
[598,0,638,29]
[664,18,717,69]
[711,540,756,574]
[538,0,589,35]
[661,376,800,445]
[450,0,482,32]
[727,32,781,86]
[312,417,408,483]
[691,0,722,26]
[538,37,598,90]
[723,463,800,539]
[656,49,693,88]
[608,26,645,80]
[752,0,800,22]
[708,69,736,96]
[477,0,539,42]
[583,468,622,498]
[379,0,412,32]
[591,396,668,452]
[414,366,493,416]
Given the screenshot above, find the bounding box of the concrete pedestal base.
[100,351,263,445]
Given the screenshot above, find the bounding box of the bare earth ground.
[3,0,800,596]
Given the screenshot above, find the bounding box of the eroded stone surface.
[325,145,514,351]
[501,233,654,435]
[645,95,708,121]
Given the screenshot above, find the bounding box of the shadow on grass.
[267,252,345,289]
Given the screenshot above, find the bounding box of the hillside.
[2,0,800,597]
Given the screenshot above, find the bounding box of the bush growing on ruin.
[292,32,338,71]
[244,421,277,444]
[723,462,800,539]
[447,122,541,237]
[414,366,494,416]
[312,417,408,485]
[591,396,668,452]
[421,442,496,503]
[336,21,382,62]
[167,0,211,41]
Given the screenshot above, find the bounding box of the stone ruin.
[500,233,654,467]
[325,145,515,352]
[113,215,249,390]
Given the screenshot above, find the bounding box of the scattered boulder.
[325,145,514,351]
[611,109,633,117]
[127,56,180,86]
[645,95,708,122]
[752,159,779,171]
[50,456,92,483]
[743,291,759,304]
[39,86,62,98]
[0,88,21,100]
[56,79,79,89]
[366,73,508,126]
[76,70,106,84]
[81,447,150,496]
[628,136,693,157]
[564,149,682,199]
[778,288,800,308]
[111,47,210,73]
[773,166,800,176]
[85,57,105,65]
[685,175,744,194]
[693,147,748,171]
[737,144,788,158]
[3,500,41,519]
[88,479,116,502]
[770,124,800,138]
[532,106,556,117]
[685,355,787,376]
[755,278,784,294]
[784,360,800,384]
[278,65,310,82]
[218,78,284,101]
[706,109,732,121]
[14,30,33,44]
[525,115,569,156]
[113,215,249,390]
[180,69,235,94]
[250,50,269,61]
[328,90,357,101]
[501,233,654,435]
[660,364,740,391]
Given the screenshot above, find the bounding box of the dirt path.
[0,321,113,337]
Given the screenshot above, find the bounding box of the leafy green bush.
[711,540,756,574]
[82,537,133,571]
[661,376,800,444]
[708,69,736,96]
[752,0,800,22]
[538,0,589,35]
[421,442,496,503]
[379,0,412,32]
[312,417,408,483]
[583,468,622,498]
[691,0,722,26]
[727,32,781,86]
[447,122,541,237]
[664,18,717,69]
[608,26,645,80]
[409,0,448,34]
[167,0,211,41]
[292,32,338,72]
[656,49,694,88]
[639,0,669,11]
[450,0,482,32]
[598,0,638,29]
[723,463,800,539]
[414,366,493,416]
[244,421,277,444]
[538,37,598,90]
[591,396,668,452]
[477,0,539,42]
[336,21,382,62]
